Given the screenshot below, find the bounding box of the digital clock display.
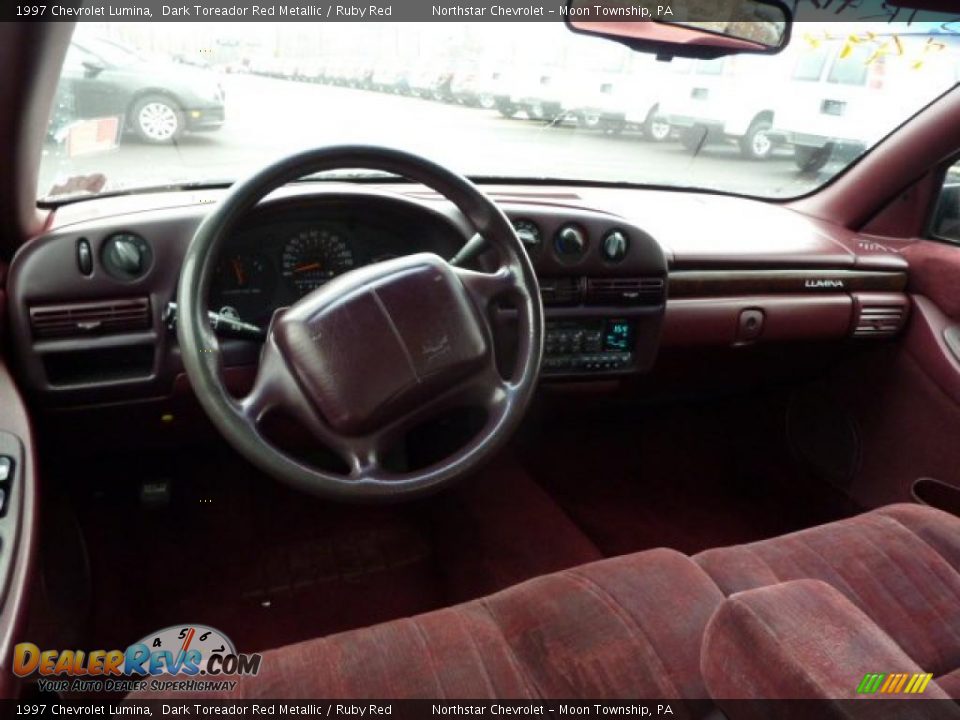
[604,319,633,352]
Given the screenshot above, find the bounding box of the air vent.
[586,277,665,305]
[853,302,907,338]
[539,277,581,306]
[30,298,151,339]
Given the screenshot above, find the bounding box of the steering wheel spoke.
[236,341,285,425]
[453,264,523,309]
[340,437,387,481]
[340,360,514,483]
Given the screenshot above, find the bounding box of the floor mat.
[519,393,863,557]
[425,459,603,603]
[46,444,445,655]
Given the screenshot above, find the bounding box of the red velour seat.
[132,548,724,700]
[695,504,960,698]
[129,504,960,703]
[700,579,960,718]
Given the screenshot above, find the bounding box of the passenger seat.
[702,579,960,717]
[695,504,960,699]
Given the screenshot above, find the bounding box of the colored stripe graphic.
[857,673,885,693]
[859,672,933,694]
[906,674,933,694]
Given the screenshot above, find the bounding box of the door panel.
[0,338,36,699]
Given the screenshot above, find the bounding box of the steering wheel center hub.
[273,253,490,435]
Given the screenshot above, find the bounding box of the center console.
[505,204,668,379]
[542,318,636,374]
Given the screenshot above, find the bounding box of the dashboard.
[5,184,911,411]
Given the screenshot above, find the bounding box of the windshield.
[39,21,960,202]
[74,37,144,67]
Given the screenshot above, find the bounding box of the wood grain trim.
[668,269,907,298]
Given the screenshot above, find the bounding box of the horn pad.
[273,254,489,435]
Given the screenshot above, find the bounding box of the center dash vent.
[853,298,908,338]
[30,298,151,339]
[539,277,582,306]
[586,277,665,305]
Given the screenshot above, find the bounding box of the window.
[792,45,829,81]
[933,161,960,241]
[932,161,960,242]
[827,45,872,86]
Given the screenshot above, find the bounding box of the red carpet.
[519,392,861,556]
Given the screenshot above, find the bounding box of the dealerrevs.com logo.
[13,624,262,694]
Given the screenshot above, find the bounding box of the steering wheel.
[177,146,543,500]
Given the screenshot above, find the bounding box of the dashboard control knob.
[101,232,152,280]
[554,224,587,259]
[111,238,142,273]
[601,230,630,262]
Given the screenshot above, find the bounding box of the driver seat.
[129,504,960,701]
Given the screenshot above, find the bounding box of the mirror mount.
[565,0,792,60]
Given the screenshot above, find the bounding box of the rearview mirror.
[566,0,791,59]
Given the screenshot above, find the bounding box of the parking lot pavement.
[38,74,830,201]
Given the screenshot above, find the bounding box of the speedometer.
[281,227,355,297]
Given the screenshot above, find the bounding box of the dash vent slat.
[853,301,908,338]
[586,277,665,306]
[30,298,151,339]
[539,277,582,306]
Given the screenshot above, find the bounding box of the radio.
[542,318,635,374]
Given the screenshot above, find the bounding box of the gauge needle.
[294,262,322,274]
[231,258,246,286]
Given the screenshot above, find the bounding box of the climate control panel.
[542,318,635,374]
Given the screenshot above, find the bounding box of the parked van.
[620,55,689,141]
[509,66,566,121]
[775,32,960,170]
[560,41,633,133]
[658,53,792,160]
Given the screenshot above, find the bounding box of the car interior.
[4,5,960,714]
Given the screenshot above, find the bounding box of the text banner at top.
[5,0,960,24]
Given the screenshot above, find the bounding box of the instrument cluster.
[209,215,455,327]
